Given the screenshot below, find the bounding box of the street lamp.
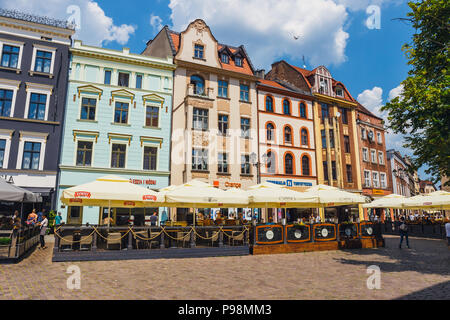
[249,152,268,224]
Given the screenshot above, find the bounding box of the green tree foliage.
[381,0,450,184]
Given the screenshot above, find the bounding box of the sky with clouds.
[0,0,433,180]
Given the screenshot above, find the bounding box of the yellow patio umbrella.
[362,194,408,209]
[403,190,450,210]
[61,175,164,226]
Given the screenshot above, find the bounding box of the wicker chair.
[79,229,93,251]
[134,230,150,249]
[58,230,74,251]
[208,231,219,247]
[229,230,245,246]
[106,232,122,250]
[177,231,192,248]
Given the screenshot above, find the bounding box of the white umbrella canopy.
[163,179,249,208]
[403,190,450,209]
[245,182,319,208]
[61,175,164,207]
[303,184,368,207]
[0,177,40,202]
[362,193,408,209]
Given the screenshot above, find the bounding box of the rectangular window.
[136,74,143,89]
[218,114,228,136]
[372,172,380,188]
[378,151,384,165]
[321,130,327,148]
[218,153,228,173]
[34,50,52,73]
[344,135,350,153]
[143,146,157,171]
[340,107,348,124]
[21,141,41,170]
[380,172,387,188]
[114,102,129,124]
[1,45,19,68]
[336,88,344,97]
[0,139,5,167]
[218,80,228,98]
[361,127,366,140]
[241,154,251,175]
[221,54,229,64]
[80,97,96,120]
[323,161,328,181]
[111,144,126,168]
[241,117,250,138]
[362,148,369,162]
[235,56,242,67]
[145,106,159,127]
[377,132,382,144]
[104,70,112,85]
[76,141,93,166]
[240,84,249,102]
[346,164,352,183]
[371,149,377,163]
[0,89,13,117]
[193,108,208,131]
[192,148,208,171]
[331,161,337,180]
[28,93,47,120]
[321,103,329,123]
[364,170,371,187]
[329,129,335,148]
[118,72,129,87]
[194,44,204,59]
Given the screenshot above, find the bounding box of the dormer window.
[336,87,344,97]
[319,77,328,94]
[235,56,242,67]
[221,53,229,64]
[194,44,204,59]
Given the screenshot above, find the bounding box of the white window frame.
[112,98,131,125]
[79,94,98,121]
[30,44,56,75]
[0,79,20,117]
[362,147,369,162]
[0,38,24,70]
[16,131,47,170]
[144,102,161,128]
[380,172,387,188]
[110,141,128,169]
[372,171,380,188]
[73,137,96,167]
[336,87,344,97]
[361,127,366,140]
[0,129,13,168]
[364,170,371,187]
[378,151,384,165]
[376,131,382,144]
[370,149,377,164]
[142,141,160,171]
[24,83,52,121]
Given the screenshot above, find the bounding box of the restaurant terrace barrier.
[379,221,447,239]
[52,225,250,262]
[251,222,384,255]
[0,225,40,263]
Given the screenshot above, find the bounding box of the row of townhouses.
[0,11,419,224]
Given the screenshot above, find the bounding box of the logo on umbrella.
[69,198,83,203]
[124,201,135,206]
[142,195,157,201]
[74,191,91,198]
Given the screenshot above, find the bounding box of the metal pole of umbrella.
[107,200,111,232]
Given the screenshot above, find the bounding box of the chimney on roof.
[255,69,265,79]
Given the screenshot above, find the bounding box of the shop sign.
[372,189,384,195]
[69,198,83,203]
[266,179,313,187]
[130,178,156,185]
[124,201,135,206]
[74,191,91,198]
[0,175,14,183]
[224,181,241,188]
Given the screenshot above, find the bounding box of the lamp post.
[250,152,268,223]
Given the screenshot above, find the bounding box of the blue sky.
[1,0,433,181]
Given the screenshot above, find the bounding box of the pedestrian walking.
[150,211,158,226]
[38,214,48,249]
[398,216,410,249]
[445,222,450,247]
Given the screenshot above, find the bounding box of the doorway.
[67,206,83,225]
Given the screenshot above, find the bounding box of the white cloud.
[388,84,404,101]
[150,14,163,34]
[168,0,351,69]
[0,0,136,46]
[357,86,384,117]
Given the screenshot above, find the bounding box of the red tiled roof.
[258,79,287,90]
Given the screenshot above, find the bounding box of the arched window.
[190,75,205,95]
[301,128,308,146]
[265,96,273,112]
[283,99,290,115]
[299,102,307,118]
[284,126,292,144]
[285,153,294,175]
[266,123,274,141]
[266,151,275,173]
[302,155,310,176]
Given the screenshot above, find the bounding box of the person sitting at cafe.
[237,212,245,225]
[26,209,38,225]
[103,216,114,225]
[150,211,158,226]
[214,213,224,225]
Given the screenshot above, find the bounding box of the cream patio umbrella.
[362,194,408,209]
[302,184,368,207]
[61,175,164,226]
[403,190,450,210]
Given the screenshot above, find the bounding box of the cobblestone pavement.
[0,235,449,300]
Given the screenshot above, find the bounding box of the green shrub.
[0,237,11,245]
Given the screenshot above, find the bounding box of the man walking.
[399,216,410,249]
[38,214,48,249]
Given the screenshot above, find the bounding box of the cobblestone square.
[0,235,449,300]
